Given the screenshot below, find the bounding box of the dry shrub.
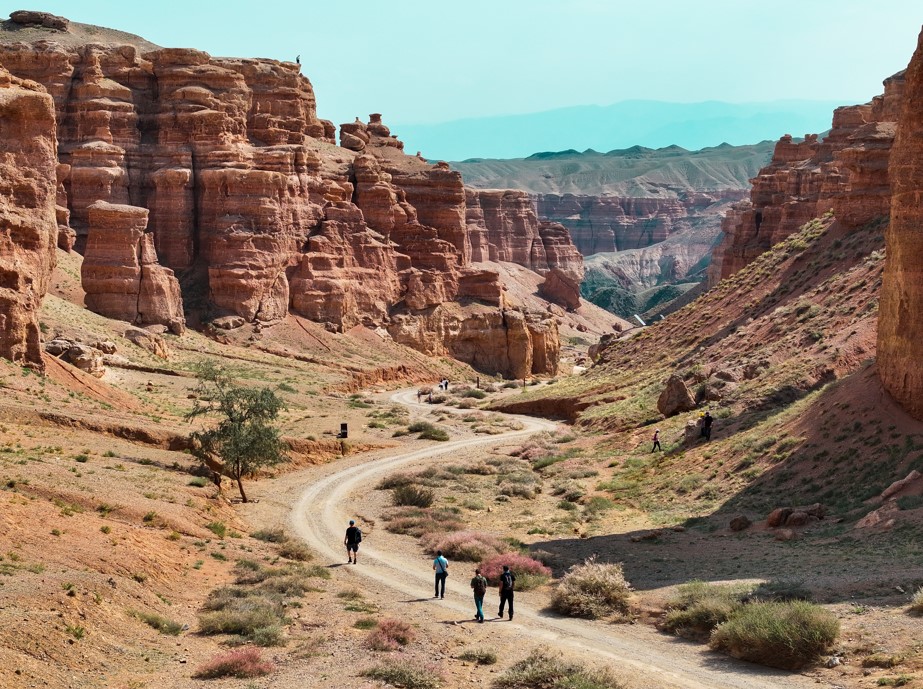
[662,580,749,641]
[709,600,839,670]
[277,539,313,562]
[479,553,551,590]
[550,558,632,619]
[365,618,416,651]
[457,647,497,665]
[909,587,923,615]
[393,484,435,507]
[378,472,416,489]
[494,648,623,689]
[384,507,464,536]
[362,659,443,689]
[421,530,506,561]
[498,482,537,499]
[193,647,273,679]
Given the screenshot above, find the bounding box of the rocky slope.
[0,14,617,378]
[708,72,905,286]
[0,63,58,370]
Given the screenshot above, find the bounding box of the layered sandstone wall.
[0,65,58,369]
[0,32,588,378]
[707,72,905,286]
[880,29,923,419]
[535,191,748,256]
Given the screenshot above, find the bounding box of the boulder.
[539,267,582,311]
[657,374,696,417]
[62,344,104,377]
[124,328,169,359]
[880,470,922,500]
[729,515,751,532]
[784,511,810,527]
[9,10,69,31]
[766,507,793,528]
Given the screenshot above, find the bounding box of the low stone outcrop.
[657,374,696,416]
[880,28,923,419]
[0,64,58,370]
[9,10,69,31]
[539,267,582,311]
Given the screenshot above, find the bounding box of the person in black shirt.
[701,411,714,441]
[344,519,361,564]
[498,565,516,620]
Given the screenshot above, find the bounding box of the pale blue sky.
[15,1,922,128]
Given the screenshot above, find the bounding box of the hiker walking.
[433,550,448,598]
[417,389,422,403]
[651,428,662,452]
[344,519,362,564]
[701,411,713,441]
[498,565,515,620]
[295,54,300,65]
[470,567,488,622]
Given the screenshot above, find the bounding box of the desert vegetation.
[550,558,632,620]
[494,648,624,689]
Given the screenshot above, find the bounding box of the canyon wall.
[536,191,748,256]
[880,29,923,419]
[0,65,58,369]
[0,28,588,378]
[708,72,905,286]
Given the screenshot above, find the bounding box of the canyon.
[0,14,619,379]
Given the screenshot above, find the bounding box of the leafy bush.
[193,647,273,679]
[494,648,624,688]
[365,618,416,651]
[457,647,497,665]
[710,600,839,670]
[462,389,487,399]
[479,553,551,590]
[206,521,226,538]
[662,581,748,641]
[421,427,450,441]
[550,558,632,619]
[251,528,286,543]
[392,484,435,508]
[421,530,506,562]
[362,660,443,689]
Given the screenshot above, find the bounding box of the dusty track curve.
[291,390,812,689]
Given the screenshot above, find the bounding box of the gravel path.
[289,389,817,689]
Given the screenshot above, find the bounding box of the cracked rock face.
[880,28,923,419]
[0,64,58,370]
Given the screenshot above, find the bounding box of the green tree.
[185,362,288,503]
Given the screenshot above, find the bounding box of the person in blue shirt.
[433,550,448,599]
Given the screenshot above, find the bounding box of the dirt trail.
[290,390,815,689]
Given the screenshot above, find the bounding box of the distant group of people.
[415,379,451,403]
[346,523,517,622]
[651,410,713,452]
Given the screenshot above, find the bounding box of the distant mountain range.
[451,141,775,197]
[395,99,842,161]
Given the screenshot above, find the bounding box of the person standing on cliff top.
[652,428,662,452]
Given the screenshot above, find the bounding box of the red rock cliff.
[708,72,905,286]
[880,28,923,419]
[0,31,591,378]
[0,64,58,369]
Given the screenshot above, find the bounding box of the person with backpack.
[470,567,488,622]
[651,428,662,452]
[433,550,449,598]
[344,519,362,564]
[498,565,516,620]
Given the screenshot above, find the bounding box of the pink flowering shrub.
[365,618,416,651]
[193,648,273,679]
[421,530,506,562]
[479,552,552,590]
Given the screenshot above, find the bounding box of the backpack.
[473,575,487,595]
[353,528,362,543]
[501,571,514,591]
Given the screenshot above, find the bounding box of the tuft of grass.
[550,557,632,619]
[710,600,839,670]
[457,647,497,665]
[365,618,416,651]
[408,421,450,442]
[361,660,442,689]
[494,648,624,688]
[393,484,435,508]
[193,647,273,679]
[278,540,313,562]
[354,616,378,630]
[131,610,184,636]
[908,587,923,615]
[206,521,227,538]
[251,527,287,543]
[188,476,209,487]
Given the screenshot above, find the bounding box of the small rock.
[94,340,117,354]
[784,511,810,527]
[211,315,245,330]
[824,656,841,668]
[774,528,796,542]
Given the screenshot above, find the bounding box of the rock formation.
[880,29,923,419]
[708,72,905,285]
[81,201,185,333]
[0,21,590,378]
[0,64,58,370]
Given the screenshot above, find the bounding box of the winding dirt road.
[290,390,816,689]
